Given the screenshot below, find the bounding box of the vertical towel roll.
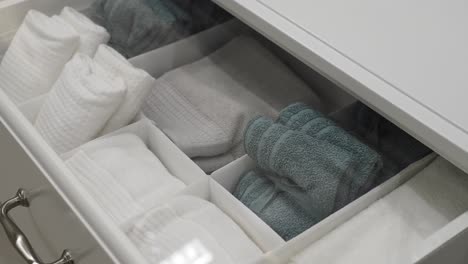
[35,54,126,153]
[234,170,318,240]
[94,45,156,134]
[59,7,110,56]
[244,117,359,218]
[277,103,383,196]
[0,10,79,104]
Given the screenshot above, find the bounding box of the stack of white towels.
[0,8,156,154]
[65,133,263,264]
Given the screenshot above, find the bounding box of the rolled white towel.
[35,54,126,153]
[127,196,263,264]
[65,134,186,226]
[94,45,156,134]
[0,10,79,104]
[60,7,110,56]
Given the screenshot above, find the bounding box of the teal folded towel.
[89,0,187,57]
[233,170,317,241]
[244,116,367,218]
[146,0,192,29]
[277,103,383,196]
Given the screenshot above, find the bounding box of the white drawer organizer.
[0,0,467,264]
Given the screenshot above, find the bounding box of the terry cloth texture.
[34,54,126,153]
[234,170,318,240]
[89,0,189,58]
[244,116,380,219]
[142,35,323,172]
[277,103,383,197]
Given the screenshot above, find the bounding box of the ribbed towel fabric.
[89,0,188,58]
[0,10,79,104]
[59,7,110,56]
[35,54,126,154]
[94,45,156,134]
[277,103,383,197]
[65,134,185,227]
[291,157,468,264]
[244,116,366,219]
[330,102,432,184]
[234,170,318,241]
[127,196,262,264]
[143,35,322,172]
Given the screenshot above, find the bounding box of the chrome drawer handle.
[0,189,74,264]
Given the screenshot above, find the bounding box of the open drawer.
[0,1,467,264]
[0,13,244,264]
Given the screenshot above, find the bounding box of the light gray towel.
[143,35,322,172]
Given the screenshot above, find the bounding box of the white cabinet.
[0,120,117,264]
[1,0,468,263]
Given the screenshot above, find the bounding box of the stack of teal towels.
[234,102,431,240]
[88,0,231,58]
[234,102,432,240]
[234,103,383,240]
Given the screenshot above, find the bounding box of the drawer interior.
[0,2,466,264]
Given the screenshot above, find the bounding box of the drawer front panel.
[0,120,116,264]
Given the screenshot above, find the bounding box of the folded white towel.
[60,7,110,56]
[35,54,126,153]
[94,45,156,134]
[0,10,79,104]
[65,134,186,226]
[127,196,262,264]
[291,157,468,264]
[142,35,322,171]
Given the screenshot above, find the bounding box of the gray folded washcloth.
[330,102,432,184]
[277,103,383,196]
[89,0,188,58]
[244,116,364,218]
[233,170,318,241]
